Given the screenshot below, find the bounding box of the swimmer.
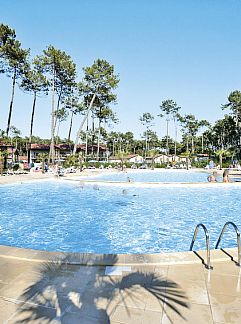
[223,169,231,183]
[207,171,218,182]
[79,182,85,189]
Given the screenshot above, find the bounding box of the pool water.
[81,169,211,183]
[0,180,240,254]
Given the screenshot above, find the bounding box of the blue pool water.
[81,169,210,183]
[0,179,240,254]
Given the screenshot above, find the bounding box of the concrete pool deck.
[0,245,241,323]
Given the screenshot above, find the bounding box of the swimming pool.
[80,169,210,183]
[0,179,240,254]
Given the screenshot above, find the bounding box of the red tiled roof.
[30,143,107,151]
[30,144,50,150]
[56,144,73,150]
[127,154,138,158]
[0,142,13,148]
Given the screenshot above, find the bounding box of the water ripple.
[0,179,240,254]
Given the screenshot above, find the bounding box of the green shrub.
[191,161,208,168]
[13,164,19,171]
[155,163,166,168]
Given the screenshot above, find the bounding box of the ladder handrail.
[190,223,212,269]
[215,221,241,266]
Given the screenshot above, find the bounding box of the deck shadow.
[12,254,189,323]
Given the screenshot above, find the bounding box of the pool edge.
[0,244,237,266]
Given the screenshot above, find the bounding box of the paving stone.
[61,312,108,324]
[154,265,169,277]
[169,277,209,305]
[167,263,205,282]
[7,302,58,324]
[206,273,241,297]
[0,297,22,323]
[206,259,241,277]
[145,292,165,312]
[0,259,35,284]
[209,293,241,323]
[161,302,213,324]
[111,305,162,324]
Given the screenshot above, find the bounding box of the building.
[125,154,144,164]
[193,154,209,162]
[29,144,59,164]
[0,141,19,167]
[29,143,108,163]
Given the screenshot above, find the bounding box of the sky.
[1,0,241,141]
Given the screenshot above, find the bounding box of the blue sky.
[1,0,241,140]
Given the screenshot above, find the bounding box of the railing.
[190,223,212,269]
[215,221,241,267]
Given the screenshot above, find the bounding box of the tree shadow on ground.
[13,254,189,323]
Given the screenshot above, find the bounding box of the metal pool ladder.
[215,221,241,267]
[190,223,212,269]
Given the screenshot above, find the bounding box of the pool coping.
[0,244,238,267]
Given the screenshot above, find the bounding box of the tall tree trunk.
[0,155,3,175]
[97,119,101,161]
[29,92,37,145]
[166,119,169,155]
[73,93,96,154]
[56,120,60,144]
[85,133,88,161]
[191,136,194,154]
[145,130,148,162]
[186,156,189,170]
[28,92,37,163]
[68,111,74,143]
[186,136,189,153]
[6,68,17,136]
[49,71,55,164]
[174,120,177,158]
[53,87,63,135]
[126,142,128,154]
[85,117,89,161]
[91,114,95,157]
[220,154,223,169]
[166,118,170,165]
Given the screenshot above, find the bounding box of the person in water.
[223,169,231,183]
[207,171,218,182]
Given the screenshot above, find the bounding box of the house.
[29,143,108,163]
[0,141,19,166]
[145,154,191,166]
[193,154,209,162]
[125,154,144,164]
[108,156,122,164]
[29,144,60,163]
[153,154,169,164]
[145,154,171,165]
[108,154,144,165]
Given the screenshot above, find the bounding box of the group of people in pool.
[207,169,231,183]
